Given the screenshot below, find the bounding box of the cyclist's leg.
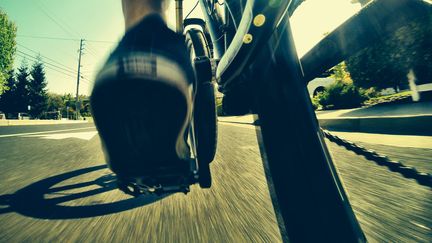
[90,0,195,178]
[121,0,167,30]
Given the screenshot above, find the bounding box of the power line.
[88,40,116,50]
[17,35,116,44]
[85,44,102,55]
[18,43,98,86]
[85,43,113,61]
[17,53,91,88]
[16,53,76,79]
[17,44,97,83]
[86,39,117,44]
[16,54,74,79]
[15,53,92,95]
[17,35,81,42]
[17,50,77,75]
[18,40,80,62]
[18,39,76,60]
[34,1,77,38]
[87,45,103,59]
[36,0,81,37]
[17,43,78,73]
[17,52,69,75]
[81,77,93,84]
[82,48,99,59]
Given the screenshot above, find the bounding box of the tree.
[409,14,432,85]
[15,60,30,113]
[347,1,432,91]
[78,95,91,117]
[47,93,64,112]
[0,69,18,115]
[28,58,48,118]
[60,93,75,119]
[331,62,353,84]
[0,10,17,95]
[45,92,91,119]
[346,41,408,91]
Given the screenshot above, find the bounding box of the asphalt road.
[0,123,430,242]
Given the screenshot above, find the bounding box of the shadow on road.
[0,165,170,219]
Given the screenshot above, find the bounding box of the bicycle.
[177,0,430,242]
[108,0,429,241]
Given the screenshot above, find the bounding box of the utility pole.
[75,39,84,120]
[175,0,183,33]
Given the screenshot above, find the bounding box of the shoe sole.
[91,54,193,177]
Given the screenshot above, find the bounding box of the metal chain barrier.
[321,129,432,188]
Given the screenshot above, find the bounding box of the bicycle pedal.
[117,180,191,196]
[114,156,200,196]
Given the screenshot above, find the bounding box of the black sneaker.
[90,14,195,178]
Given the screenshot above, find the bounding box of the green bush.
[363,87,379,99]
[311,96,320,110]
[316,81,367,110]
[216,97,225,116]
[216,103,224,116]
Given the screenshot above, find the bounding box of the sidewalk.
[218,101,432,135]
[317,102,431,135]
[316,101,432,119]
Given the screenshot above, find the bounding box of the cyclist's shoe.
[90,14,195,180]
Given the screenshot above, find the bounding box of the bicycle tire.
[185,28,218,165]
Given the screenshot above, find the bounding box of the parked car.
[18,112,30,120]
[0,112,6,120]
[307,70,335,97]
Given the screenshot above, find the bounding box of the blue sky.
[1,0,360,95]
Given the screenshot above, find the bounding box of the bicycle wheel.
[185,28,218,166]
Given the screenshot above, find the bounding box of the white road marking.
[23,131,99,141]
[0,127,96,138]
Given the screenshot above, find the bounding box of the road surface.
[0,122,430,242]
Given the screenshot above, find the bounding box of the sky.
[0,0,361,96]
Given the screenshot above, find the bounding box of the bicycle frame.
[179,0,430,242]
[196,0,365,242]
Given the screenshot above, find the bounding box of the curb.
[219,115,431,136]
[0,120,89,126]
[318,115,431,136]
